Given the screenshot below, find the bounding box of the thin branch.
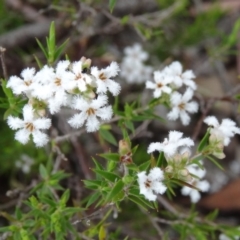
[0,47,8,80]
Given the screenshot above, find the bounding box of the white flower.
[167,88,198,125]
[68,95,113,132]
[163,61,197,90]
[124,43,148,61]
[46,61,76,114]
[146,71,172,98]
[91,62,121,96]
[204,116,240,146]
[121,59,153,84]
[181,180,210,203]
[71,60,94,92]
[181,163,210,203]
[120,44,153,84]
[31,65,55,100]
[137,167,167,201]
[148,131,194,157]
[7,104,51,147]
[7,68,36,96]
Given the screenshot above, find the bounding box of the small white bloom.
[181,163,210,203]
[146,71,172,98]
[71,60,94,92]
[137,167,166,201]
[124,43,148,61]
[167,88,198,125]
[91,62,121,96]
[68,95,113,132]
[204,116,240,146]
[7,68,36,96]
[163,61,197,90]
[7,104,51,147]
[148,130,194,157]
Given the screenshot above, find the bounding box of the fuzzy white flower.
[124,43,148,61]
[148,131,194,157]
[68,95,113,132]
[146,71,172,98]
[121,59,153,84]
[204,116,240,146]
[46,61,76,113]
[71,60,94,92]
[91,62,121,96]
[167,88,198,125]
[181,163,210,203]
[163,61,197,90]
[31,65,56,100]
[121,44,153,84]
[7,104,51,147]
[137,167,167,201]
[7,67,36,96]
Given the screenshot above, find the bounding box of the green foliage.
[36,21,69,66]
[109,0,117,13]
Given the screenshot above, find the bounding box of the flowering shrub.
[1,21,240,240]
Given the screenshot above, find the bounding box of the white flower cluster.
[6,58,121,147]
[120,44,153,84]
[138,131,210,202]
[146,61,198,125]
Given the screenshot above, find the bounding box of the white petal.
[167,107,180,121]
[147,142,163,153]
[7,116,24,130]
[32,130,49,147]
[68,112,87,129]
[204,116,219,127]
[34,118,51,130]
[179,110,190,125]
[23,105,34,122]
[95,106,113,120]
[15,129,30,144]
[182,88,194,102]
[86,115,100,132]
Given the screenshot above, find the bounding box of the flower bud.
[119,140,131,156]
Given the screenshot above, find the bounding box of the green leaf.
[105,179,124,202]
[99,225,107,240]
[128,195,154,210]
[33,54,43,69]
[197,129,210,152]
[35,38,48,59]
[48,21,56,63]
[83,179,103,189]
[157,152,168,168]
[39,164,48,179]
[109,0,117,13]
[99,153,119,162]
[206,209,218,221]
[54,39,69,61]
[60,189,70,207]
[99,128,117,146]
[92,158,104,171]
[124,120,135,133]
[86,191,101,208]
[94,169,120,182]
[138,161,151,171]
[206,155,224,170]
